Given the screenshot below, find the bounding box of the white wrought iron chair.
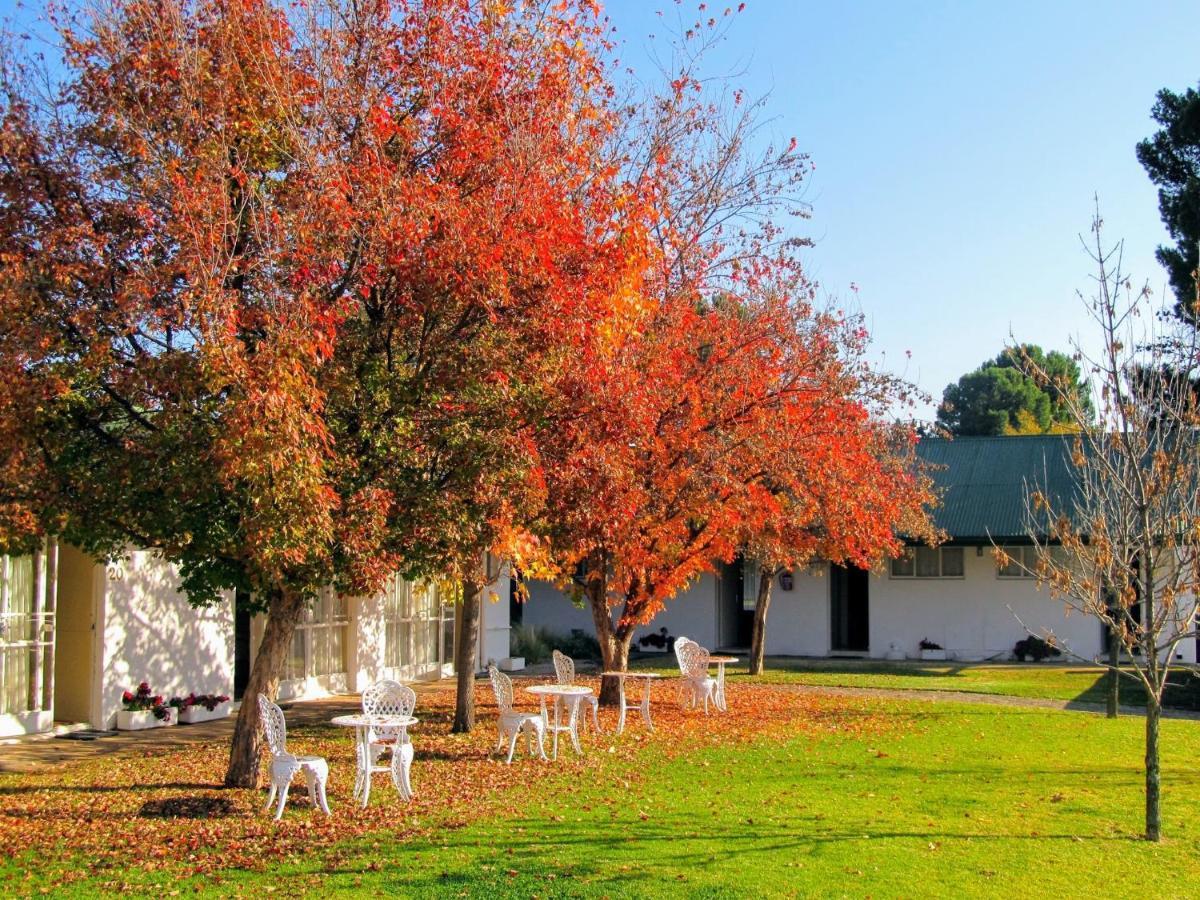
[359,679,417,806]
[673,636,717,713]
[257,694,331,821]
[552,649,601,734]
[488,665,547,764]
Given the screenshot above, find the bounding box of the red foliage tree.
[0,0,639,781]
[535,10,934,701]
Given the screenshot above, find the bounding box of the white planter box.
[177,701,231,724]
[500,657,525,672]
[116,708,177,730]
[919,649,948,661]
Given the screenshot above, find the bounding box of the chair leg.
[506,728,520,765]
[567,699,583,754]
[264,783,277,813]
[274,782,291,821]
[590,697,601,733]
[400,751,414,800]
[306,771,318,808]
[535,722,548,760]
[317,777,331,815]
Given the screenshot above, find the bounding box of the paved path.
[0,681,456,774]
[783,682,1200,721]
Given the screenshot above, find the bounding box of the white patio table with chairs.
[331,679,419,807]
[673,636,718,713]
[552,649,601,734]
[526,682,594,759]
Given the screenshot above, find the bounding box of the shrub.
[510,625,601,663]
[510,625,553,664]
[1013,636,1061,662]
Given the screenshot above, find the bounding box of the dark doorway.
[234,591,251,700]
[830,564,869,652]
[719,557,754,648]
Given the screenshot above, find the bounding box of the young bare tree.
[1010,212,1200,842]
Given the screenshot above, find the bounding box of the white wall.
[521,574,721,651]
[99,551,234,728]
[759,563,830,657]
[478,569,511,670]
[867,550,1105,661]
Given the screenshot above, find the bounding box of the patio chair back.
[362,679,417,719]
[676,639,710,679]
[673,635,694,672]
[551,649,576,685]
[488,665,515,714]
[257,694,288,757]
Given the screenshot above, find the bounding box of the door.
[719,558,754,648]
[830,564,869,652]
[233,591,251,700]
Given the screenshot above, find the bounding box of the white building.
[522,436,1200,666]
[0,544,510,737]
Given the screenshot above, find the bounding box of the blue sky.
[603,0,1200,419]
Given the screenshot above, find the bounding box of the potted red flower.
[170,692,232,724]
[116,682,177,730]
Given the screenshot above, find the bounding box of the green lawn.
[631,655,1200,709]
[8,682,1200,898]
[57,697,1194,898]
[265,703,1193,897]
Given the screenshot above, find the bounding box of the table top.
[330,714,418,728]
[602,671,663,679]
[708,656,738,665]
[526,684,594,696]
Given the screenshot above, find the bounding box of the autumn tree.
[0,0,637,780]
[743,403,937,676]
[535,8,929,702]
[1010,214,1200,842]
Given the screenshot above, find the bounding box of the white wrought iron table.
[330,713,418,805]
[706,656,737,712]
[602,671,663,734]
[526,684,593,759]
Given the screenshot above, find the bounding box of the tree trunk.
[452,577,483,734]
[584,573,631,706]
[748,568,774,676]
[1144,694,1161,841]
[224,589,306,788]
[1106,625,1120,718]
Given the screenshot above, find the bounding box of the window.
[890,547,965,579]
[1,555,35,716]
[383,576,454,679]
[282,587,349,681]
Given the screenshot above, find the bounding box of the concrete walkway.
[784,682,1200,721]
[0,680,456,775]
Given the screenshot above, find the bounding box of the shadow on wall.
[100,551,234,728]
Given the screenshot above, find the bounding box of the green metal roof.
[914,435,1079,543]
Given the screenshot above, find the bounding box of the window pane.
[915,547,940,577]
[997,547,1023,578]
[288,629,305,680]
[941,548,964,577]
[891,553,914,577]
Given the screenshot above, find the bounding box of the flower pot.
[177,701,231,724]
[919,649,948,661]
[116,708,176,730]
